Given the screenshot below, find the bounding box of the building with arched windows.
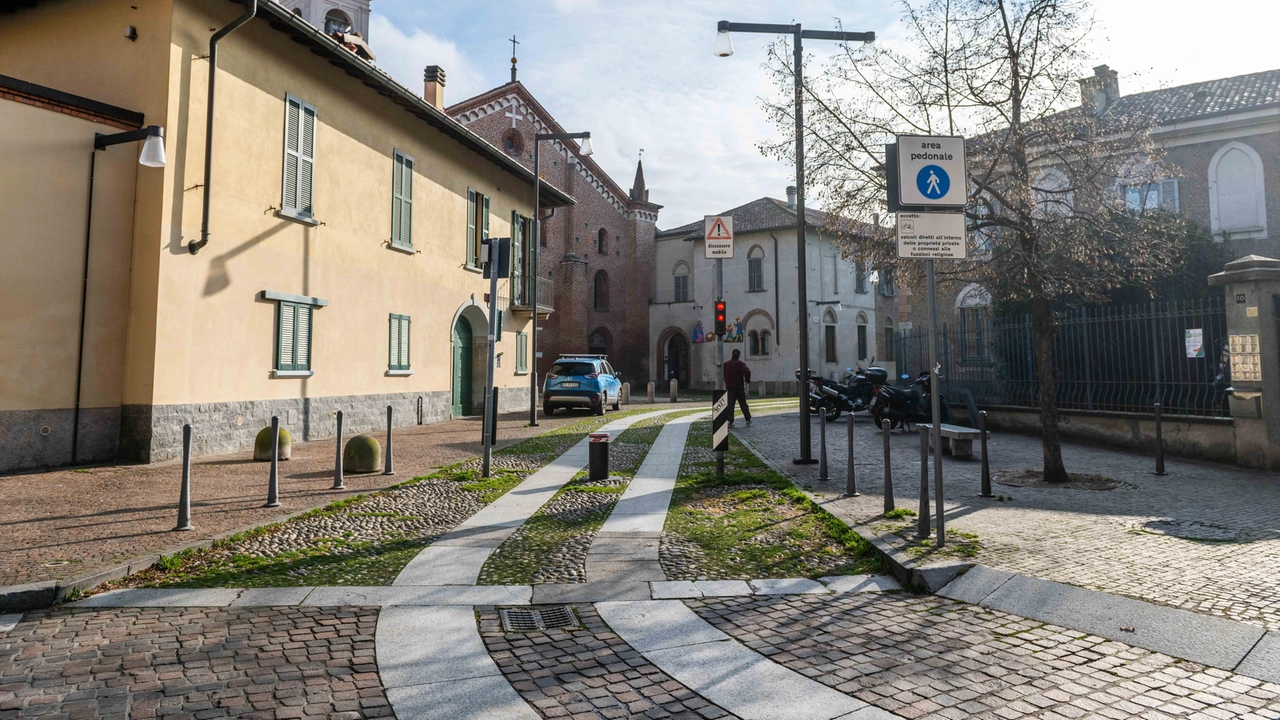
[898,65,1280,343]
[649,191,880,388]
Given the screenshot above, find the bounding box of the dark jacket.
[723,358,751,388]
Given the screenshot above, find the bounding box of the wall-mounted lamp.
[94,124,166,167]
[125,25,138,41]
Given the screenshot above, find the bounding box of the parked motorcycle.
[869,370,953,430]
[799,364,889,422]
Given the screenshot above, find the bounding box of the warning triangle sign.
[706,216,733,241]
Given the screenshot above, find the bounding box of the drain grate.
[500,605,580,632]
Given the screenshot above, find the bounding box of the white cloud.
[367,13,487,105]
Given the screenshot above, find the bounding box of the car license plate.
[561,382,579,388]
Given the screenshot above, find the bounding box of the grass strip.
[662,419,888,580]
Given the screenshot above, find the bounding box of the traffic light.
[714,299,727,336]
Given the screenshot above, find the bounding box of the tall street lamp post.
[715,21,874,463]
[529,131,593,426]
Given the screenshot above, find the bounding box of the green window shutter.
[283,98,300,212]
[495,307,503,342]
[277,301,296,371]
[516,331,528,373]
[299,103,315,215]
[389,314,411,370]
[510,211,523,303]
[392,152,413,247]
[467,189,477,266]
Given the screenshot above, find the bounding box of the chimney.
[786,185,797,210]
[423,65,446,110]
[1079,64,1120,118]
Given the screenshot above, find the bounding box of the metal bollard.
[647,381,655,403]
[1154,402,1166,475]
[817,411,829,481]
[174,424,194,531]
[918,426,931,538]
[588,432,610,480]
[845,413,858,497]
[669,378,678,402]
[383,405,395,476]
[979,411,994,497]
[332,410,345,490]
[881,418,894,512]
[265,416,281,508]
[622,382,630,405]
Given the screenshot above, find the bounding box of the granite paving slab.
[749,578,829,595]
[230,586,315,606]
[651,580,702,599]
[695,579,753,596]
[819,574,903,594]
[982,573,1266,671]
[933,564,1014,603]
[0,613,20,633]
[1237,631,1280,684]
[303,584,531,607]
[69,587,244,607]
[385,677,539,720]
[531,580,652,603]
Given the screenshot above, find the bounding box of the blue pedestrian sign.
[897,135,966,207]
[916,165,949,199]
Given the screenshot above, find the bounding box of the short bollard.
[174,423,194,531]
[588,432,610,480]
[332,410,345,490]
[817,411,829,482]
[265,415,281,508]
[647,381,655,403]
[669,378,678,403]
[881,418,895,512]
[917,425,931,538]
[845,413,859,497]
[622,382,630,404]
[979,411,994,497]
[383,405,395,476]
[1154,402,1166,476]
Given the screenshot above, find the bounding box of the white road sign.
[897,212,966,260]
[897,135,967,207]
[704,215,734,259]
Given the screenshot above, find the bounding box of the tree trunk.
[1031,295,1069,482]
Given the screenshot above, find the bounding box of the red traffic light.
[714,299,727,334]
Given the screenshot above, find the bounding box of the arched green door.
[452,317,473,416]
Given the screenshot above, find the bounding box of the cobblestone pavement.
[740,412,1280,631]
[0,409,595,588]
[0,605,389,719]
[478,605,740,719]
[689,592,1280,720]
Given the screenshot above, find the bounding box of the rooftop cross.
[509,34,519,82]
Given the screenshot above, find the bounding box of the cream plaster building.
[650,191,884,390]
[0,0,574,472]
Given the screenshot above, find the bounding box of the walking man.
[723,348,752,427]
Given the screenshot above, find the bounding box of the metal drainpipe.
[770,233,781,345]
[188,0,258,255]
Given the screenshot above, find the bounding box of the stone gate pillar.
[1208,255,1280,470]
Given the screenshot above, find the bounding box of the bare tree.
[761,0,1192,482]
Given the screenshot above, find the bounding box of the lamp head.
[578,134,593,157]
[139,126,166,168]
[714,22,734,57]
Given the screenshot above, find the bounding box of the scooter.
[869,370,953,430]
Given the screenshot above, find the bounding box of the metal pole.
[792,26,815,465]
[917,425,930,538]
[174,423,194,531]
[71,150,97,466]
[529,140,541,426]
[881,418,894,512]
[979,411,994,497]
[1154,402,1166,475]
[927,259,944,547]
[818,410,829,481]
[483,241,500,477]
[383,405,395,476]
[717,259,724,390]
[845,414,858,496]
[332,410,345,490]
[265,415,280,508]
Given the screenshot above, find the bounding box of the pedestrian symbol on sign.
[917,165,949,199]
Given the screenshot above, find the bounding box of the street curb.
[732,431,970,592]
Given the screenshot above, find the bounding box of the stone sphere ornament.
[253,427,292,461]
[343,434,383,473]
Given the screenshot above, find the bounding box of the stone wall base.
[956,405,1236,464]
[0,386,534,471]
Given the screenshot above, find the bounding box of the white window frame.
[1208,141,1267,241]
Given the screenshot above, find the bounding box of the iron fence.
[895,298,1229,417]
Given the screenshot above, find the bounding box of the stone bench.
[918,422,983,459]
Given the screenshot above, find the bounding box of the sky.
[366,0,1280,230]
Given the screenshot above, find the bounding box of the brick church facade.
[446,75,661,385]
